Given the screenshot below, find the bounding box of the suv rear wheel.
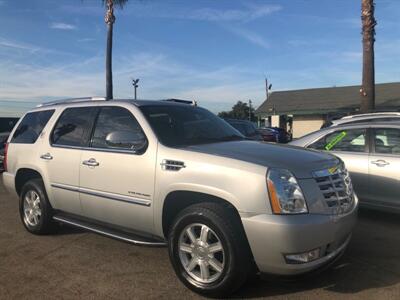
[19,178,57,235]
[168,203,252,297]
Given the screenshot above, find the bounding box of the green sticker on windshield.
[325,131,347,150]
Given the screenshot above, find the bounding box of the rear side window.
[51,107,98,147]
[309,129,367,152]
[11,110,54,144]
[374,128,400,155]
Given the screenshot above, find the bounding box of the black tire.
[168,203,253,298]
[19,178,57,235]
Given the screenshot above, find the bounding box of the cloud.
[50,22,77,30]
[78,38,95,42]
[173,4,282,22]
[226,27,269,49]
[0,50,267,115]
[0,38,41,52]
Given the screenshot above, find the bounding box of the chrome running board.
[53,214,166,247]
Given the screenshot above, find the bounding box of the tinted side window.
[51,107,97,147]
[91,107,146,151]
[374,128,400,155]
[11,110,54,144]
[309,129,366,152]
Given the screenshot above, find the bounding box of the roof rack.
[36,97,107,108]
[163,98,197,106]
[341,112,400,119]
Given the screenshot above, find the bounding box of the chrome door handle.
[40,153,53,160]
[82,158,100,167]
[371,160,389,167]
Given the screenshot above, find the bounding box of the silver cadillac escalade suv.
[2,98,358,297]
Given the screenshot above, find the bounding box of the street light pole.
[132,78,139,100]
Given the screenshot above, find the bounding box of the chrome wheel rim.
[23,190,42,227]
[178,223,225,284]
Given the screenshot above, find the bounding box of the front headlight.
[267,168,308,214]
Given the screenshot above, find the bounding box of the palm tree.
[360,0,377,112]
[103,0,128,100]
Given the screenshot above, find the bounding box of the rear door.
[79,105,156,233]
[368,127,400,209]
[308,128,370,200]
[42,107,98,215]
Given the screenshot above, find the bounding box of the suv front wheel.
[19,178,57,235]
[168,203,253,297]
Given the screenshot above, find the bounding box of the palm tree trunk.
[106,21,113,100]
[105,0,115,100]
[360,0,377,113]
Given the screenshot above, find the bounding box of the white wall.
[271,115,280,127]
[292,115,324,138]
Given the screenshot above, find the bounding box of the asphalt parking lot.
[0,180,399,300]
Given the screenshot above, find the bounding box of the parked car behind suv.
[2,98,358,297]
[224,118,263,141]
[258,127,291,143]
[291,121,400,213]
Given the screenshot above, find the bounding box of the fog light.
[285,248,321,264]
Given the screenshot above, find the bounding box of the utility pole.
[132,78,139,100]
[248,99,252,121]
[265,77,272,100]
[360,0,377,113]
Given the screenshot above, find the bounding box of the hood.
[185,141,340,179]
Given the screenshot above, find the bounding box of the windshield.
[140,105,244,147]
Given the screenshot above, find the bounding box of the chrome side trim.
[79,187,151,206]
[51,183,79,193]
[50,143,141,155]
[51,183,151,207]
[53,216,166,246]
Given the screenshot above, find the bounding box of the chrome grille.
[313,165,354,213]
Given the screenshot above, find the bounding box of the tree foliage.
[218,101,256,121]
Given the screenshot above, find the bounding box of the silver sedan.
[290,121,400,213]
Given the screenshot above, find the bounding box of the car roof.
[340,112,400,119]
[331,120,400,128]
[331,113,400,125]
[301,120,400,138]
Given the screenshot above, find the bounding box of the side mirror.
[105,130,147,152]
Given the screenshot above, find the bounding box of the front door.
[79,106,156,233]
[368,127,400,209]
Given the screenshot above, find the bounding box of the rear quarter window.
[11,110,54,144]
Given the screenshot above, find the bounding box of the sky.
[0,0,399,117]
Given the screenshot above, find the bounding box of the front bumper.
[241,198,358,275]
